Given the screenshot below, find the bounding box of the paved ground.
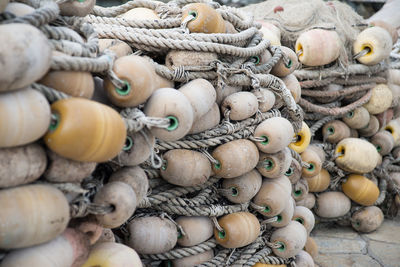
[312,219,400,267]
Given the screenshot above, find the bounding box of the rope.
[152,202,249,217]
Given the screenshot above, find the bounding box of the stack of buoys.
[0,0,326,266]
[241,0,400,254]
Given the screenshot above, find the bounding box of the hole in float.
[251,56,260,65]
[347,111,354,118]
[361,45,373,56]
[123,136,133,151]
[296,43,303,58]
[188,10,198,20]
[285,167,294,177]
[115,80,131,96]
[264,159,274,171]
[376,145,382,152]
[264,206,271,213]
[49,113,60,132]
[231,187,239,197]
[166,116,179,131]
[307,163,315,172]
[276,214,282,222]
[294,190,302,197]
[354,221,361,227]
[277,241,286,251]
[295,217,304,225]
[295,134,302,144]
[327,126,335,135]
[177,230,183,239]
[336,146,345,158]
[218,230,226,239]
[214,161,222,170]
[285,59,292,68]
[261,135,269,145]
[385,126,394,134]
[161,160,168,171]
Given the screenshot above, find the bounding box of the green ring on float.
[49,113,60,132]
[214,161,222,170]
[188,10,198,20]
[277,241,286,251]
[285,59,292,68]
[327,126,335,135]
[264,159,274,171]
[261,135,269,145]
[294,190,302,197]
[264,206,271,213]
[115,80,131,96]
[295,217,304,225]
[231,187,239,197]
[347,111,354,118]
[376,145,382,152]
[307,163,315,172]
[166,116,179,131]
[285,167,294,177]
[276,214,282,222]
[123,136,133,151]
[218,230,226,239]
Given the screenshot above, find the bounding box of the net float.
[93,182,137,229]
[253,50,272,66]
[109,166,149,204]
[4,2,34,15]
[144,88,194,141]
[371,131,395,155]
[166,51,218,69]
[216,85,241,105]
[269,197,295,228]
[212,139,259,178]
[285,158,302,184]
[294,250,314,267]
[363,84,393,114]
[257,147,292,179]
[270,221,307,258]
[221,91,259,121]
[81,242,142,267]
[292,178,309,202]
[300,147,322,178]
[44,150,96,183]
[289,121,311,153]
[43,98,126,162]
[342,174,379,206]
[342,107,370,129]
[270,46,298,77]
[253,176,292,217]
[369,20,398,44]
[175,216,214,247]
[306,168,330,193]
[179,79,216,120]
[258,21,281,42]
[295,29,341,66]
[98,39,133,58]
[296,193,316,210]
[189,102,220,134]
[118,7,159,20]
[259,23,281,46]
[0,143,47,188]
[388,69,400,86]
[307,144,326,163]
[353,26,392,65]
[128,216,178,254]
[351,206,384,233]
[170,250,214,267]
[214,212,260,248]
[304,237,318,259]
[0,228,90,267]
[59,0,95,17]
[221,169,262,204]
[0,87,50,148]
[254,117,294,153]
[252,88,276,113]
[281,74,301,103]
[160,149,211,186]
[335,138,380,174]
[97,228,115,244]
[0,184,69,249]
[104,55,172,108]
[358,115,380,137]
[375,108,393,129]
[0,23,51,92]
[322,120,351,143]
[39,71,94,99]
[384,119,400,145]
[292,206,315,234]
[314,191,351,218]
[73,219,103,245]
[116,130,155,166]
[181,3,226,34]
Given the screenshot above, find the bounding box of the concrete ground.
[312,219,400,267]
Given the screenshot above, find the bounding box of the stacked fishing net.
[0,0,324,266]
[242,0,400,239]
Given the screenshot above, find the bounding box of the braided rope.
[152,202,248,216]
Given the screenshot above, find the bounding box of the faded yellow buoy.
[342,107,370,129]
[81,242,143,267]
[363,84,393,115]
[182,3,226,33]
[270,221,307,258]
[0,144,47,188]
[353,26,392,65]
[254,117,294,153]
[176,216,214,247]
[259,21,281,46]
[128,217,178,254]
[314,191,351,218]
[351,206,384,233]
[257,148,292,179]
[212,139,259,178]
[306,168,330,193]
[304,237,318,259]
[369,21,398,44]
[214,212,260,248]
[0,24,51,92]
[0,88,50,148]
[335,138,380,174]
[144,88,194,141]
[295,29,341,66]
[0,184,70,249]
[289,122,311,153]
[161,149,211,186]
[44,98,127,162]
[384,119,400,145]
[221,169,262,204]
[342,174,379,206]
